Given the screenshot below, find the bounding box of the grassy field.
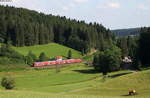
[0,64,28,72]
[73,69,150,97]
[13,43,82,58]
[1,90,150,98]
[0,63,100,92]
[0,62,150,97]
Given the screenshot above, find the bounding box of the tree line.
[93,27,150,75]
[0,5,113,54]
[116,27,150,68]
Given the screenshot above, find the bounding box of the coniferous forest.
[0,5,113,53]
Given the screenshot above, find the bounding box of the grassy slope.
[0,55,149,98]
[0,43,82,71]
[74,70,150,97]
[0,63,100,93]
[2,90,149,98]
[0,90,134,98]
[0,64,28,72]
[13,43,82,58]
[0,69,150,98]
[0,62,144,98]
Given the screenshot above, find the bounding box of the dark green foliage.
[93,54,100,71]
[0,44,25,64]
[93,46,121,75]
[116,34,140,70]
[116,36,138,58]
[1,76,15,89]
[127,36,138,58]
[27,51,37,61]
[25,56,34,66]
[139,27,150,66]
[132,57,141,70]
[116,37,128,57]
[39,52,47,62]
[0,5,113,53]
[68,50,72,59]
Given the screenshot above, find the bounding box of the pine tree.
[68,50,72,59]
[39,52,47,62]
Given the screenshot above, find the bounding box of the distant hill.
[13,43,82,59]
[112,28,141,37]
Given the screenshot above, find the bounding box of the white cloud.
[68,3,75,8]
[138,4,149,10]
[62,6,69,11]
[107,2,120,8]
[0,0,42,12]
[74,0,88,3]
[96,6,107,9]
[62,3,75,11]
[97,2,120,9]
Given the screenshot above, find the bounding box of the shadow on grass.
[62,55,69,59]
[121,94,138,97]
[121,94,130,96]
[109,72,133,78]
[73,69,99,74]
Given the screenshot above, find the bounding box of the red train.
[33,59,82,67]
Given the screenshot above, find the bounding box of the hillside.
[74,69,150,97]
[112,28,141,37]
[0,63,150,97]
[0,5,112,53]
[13,43,82,58]
[0,64,100,96]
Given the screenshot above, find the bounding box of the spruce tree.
[39,52,47,62]
[68,50,72,59]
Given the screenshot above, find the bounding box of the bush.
[1,76,15,89]
[25,56,34,66]
[0,57,11,64]
[27,51,37,61]
[0,44,25,64]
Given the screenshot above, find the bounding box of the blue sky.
[0,0,150,29]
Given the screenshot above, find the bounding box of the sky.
[0,0,150,29]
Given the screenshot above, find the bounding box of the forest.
[0,5,113,54]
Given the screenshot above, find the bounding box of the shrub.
[0,44,25,64]
[0,57,11,64]
[1,76,15,89]
[25,55,34,66]
[27,51,37,61]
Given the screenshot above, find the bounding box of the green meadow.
[0,62,149,98]
[73,69,150,97]
[13,43,82,58]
